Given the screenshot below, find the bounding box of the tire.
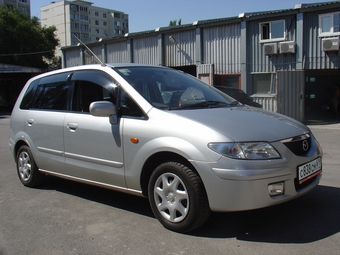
[148,162,211,233]
[16,145,44,187]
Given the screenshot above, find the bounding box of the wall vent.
[322,37,339,51]
[280,41,295,54]
[264,43,278,55]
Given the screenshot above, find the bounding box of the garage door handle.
[67,122,78,132]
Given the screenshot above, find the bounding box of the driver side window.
[72,81,109,112]
[71,70,117,113]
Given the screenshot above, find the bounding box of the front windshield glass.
[113,66,239,110]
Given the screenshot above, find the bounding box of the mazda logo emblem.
[302,140,309,151]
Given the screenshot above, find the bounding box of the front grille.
[282,134,311,156]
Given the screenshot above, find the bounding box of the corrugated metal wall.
[247,15,297,73]
[246,15,300,115]
[277,70,305,121]
[303,11,340,70]
[203,23,241,74]
[252,96,277,112]
[106,41,129,63]
[64,49,81,67]
[164,30,196,66]
[84,45,102,65]
[133,36,159,65]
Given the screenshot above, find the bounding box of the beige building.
[0,0,30,15]
[41,0,129,47]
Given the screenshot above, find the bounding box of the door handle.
[67,122,78,132]
[27,119,34,126]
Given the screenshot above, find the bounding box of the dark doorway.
[171,65,196,76]
[305,70,340,122]
[0,73,38,113]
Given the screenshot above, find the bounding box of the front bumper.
[193,137,322,212]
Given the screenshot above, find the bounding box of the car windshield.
[113,66,239,110]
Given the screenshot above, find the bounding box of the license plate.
[298,157,322,184]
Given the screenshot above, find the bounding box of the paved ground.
[0,114,339,255]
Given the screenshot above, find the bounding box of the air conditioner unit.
[264,43,278,55]
[280,41,295,54]
[322,37,339,51]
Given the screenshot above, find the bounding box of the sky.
[31,0,332,32]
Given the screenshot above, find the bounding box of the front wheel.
[148,162,210,233]
[16,145,44,187]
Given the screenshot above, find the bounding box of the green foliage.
[46,56,62,71]
[169,19,182,26]
[0,6,59,69]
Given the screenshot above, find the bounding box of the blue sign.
[0,67,22,72]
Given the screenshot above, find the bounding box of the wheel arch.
[140,151,205,197]
[13,140,30,163]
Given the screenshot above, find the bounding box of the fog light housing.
[268,182,284,196]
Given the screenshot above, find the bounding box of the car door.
[63,70,125,187]
[23,72,72,173]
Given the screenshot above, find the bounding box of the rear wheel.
[148,162,210,233]
[16,145,44,187]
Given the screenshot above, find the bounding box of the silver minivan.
[9,63,322,232]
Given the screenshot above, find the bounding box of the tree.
[46,56,62,71]
[169,19,182,26]
[0,6,59,69]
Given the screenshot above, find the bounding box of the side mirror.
[90,101,118,124]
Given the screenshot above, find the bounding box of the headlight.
[208,142,280,160]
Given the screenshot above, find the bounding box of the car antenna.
[72,34,106,67]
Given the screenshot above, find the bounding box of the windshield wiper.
[229,100,240,106]
[169,101,230,110]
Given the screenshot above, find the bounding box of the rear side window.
[20,72,72,110]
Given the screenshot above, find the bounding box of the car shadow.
[40,177,339,242]
[192,185,340,242]
[40,175,154,218]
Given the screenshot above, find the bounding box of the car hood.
[171,106,309,142]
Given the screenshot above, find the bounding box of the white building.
[0,0,30,15]
[41,0,129,47]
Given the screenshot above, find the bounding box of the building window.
[80,15,88,21]
[214,75,240,89]
[114,29,120,35]
[103,13,107,18]
[260,20,285,42]
[80,6,88,12]
[83,33,89,40]
[319,12,340,36]
[70,13,79,20]
[95,20,99,25]
[95,12,99,16]
[70,4,79,11]
[95,29,100,34]
[19,0,28,3]
[71,23,79,29]
[80,24,89,31]
[103,21,107,26]
[19,7,29,14]
[114,21,121,26]
[252,73,276,94]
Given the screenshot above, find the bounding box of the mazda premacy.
[9,63,322,232]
